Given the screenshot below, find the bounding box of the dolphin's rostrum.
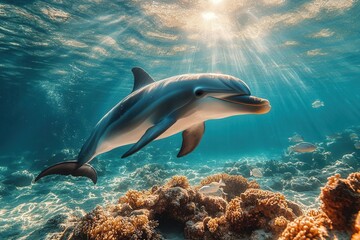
[35,67,271,184]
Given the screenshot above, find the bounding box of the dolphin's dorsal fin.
[177,122,205,157]
[131,67,155,92]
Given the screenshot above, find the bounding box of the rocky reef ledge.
[53,172,359,240]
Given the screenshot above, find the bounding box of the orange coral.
[279,210,331,240]
[352,211,360,240]
[320,172,360,230]
[165,175,190,189]
[73,206,159,240]
[197,195,227,216]
[225,189,301,234]
[269,216,289,235]
[199,173,259,200]
[206,216,227,233]
[72,174,305,240]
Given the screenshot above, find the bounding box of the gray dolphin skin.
[35,67,271,184]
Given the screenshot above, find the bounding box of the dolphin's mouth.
[216,94,271,114]
[220,95,270,106]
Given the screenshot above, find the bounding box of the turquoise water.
[0,0,360,239]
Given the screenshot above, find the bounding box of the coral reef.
[69,174,302,240]
[66,171,360,240]
[320,172,360,230]
[279,210,331,240]
[199,173,259,200]
[223,189,301,236]
[72,206,160,240]
[352,211,360,240]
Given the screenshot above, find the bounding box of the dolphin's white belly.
[95,108,207,156]
[95,98,237,156]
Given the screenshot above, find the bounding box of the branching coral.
[279,210,331,240]
[71,174,307,239]
[269,216,289,235]
[197,195,227,216]
[118,189,157,210]
[224,189,301,235]
[199,173,259,200]
[352,211,360,240]
[165,175,190,189]
[72,206,160,240]
[320,172,360,230]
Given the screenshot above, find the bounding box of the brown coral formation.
[279,210,332,240]
[68,172,360,240]
[224,189,301,235]
[320,172,360,230]
[352,211,360,240]
[70,174,296,239]
[72,206,160,240]
[199,173,259,200]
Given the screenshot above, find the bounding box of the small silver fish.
[312,100,324,109]
[326,133,342,141]
[199,179,226,195]
[350,133,359,141]
[250,168,263,178]
[289,142,317,153]
[210,188,228,197]
[288,133,304,143]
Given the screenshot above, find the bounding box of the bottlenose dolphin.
[35,67,271,184]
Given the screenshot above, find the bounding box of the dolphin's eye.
[194,89,205,98]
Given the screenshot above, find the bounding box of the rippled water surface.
[1,0,360,239]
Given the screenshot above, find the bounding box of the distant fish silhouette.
[350,133,359,141]
[288,133,304,143]
[289,142,317,153]
[326,133,342,141]
[312,100,324,108]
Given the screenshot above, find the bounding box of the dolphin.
[35,67,271,184]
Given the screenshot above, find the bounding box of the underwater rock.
[321,160,354,180]
[113,177,133,192]
[287,176,322,192]
[270,180,283,191]
[2,170,34,187]
[320,172,360,230]
[325,132,357,159]
[264,160,298,175]
[132,163,173,188]
[341,152,359,167]
[29,213,79,240]
[198,165,212,174]
[282,172,292,180]
[223,161,252,177]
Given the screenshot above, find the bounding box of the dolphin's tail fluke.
[34,161,97,184]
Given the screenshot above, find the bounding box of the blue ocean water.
[0,0,360,239]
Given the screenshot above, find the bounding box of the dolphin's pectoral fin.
[131,67,155,92]
[122,117,177,158]
[177,122,205,158]
[34,161,97,184]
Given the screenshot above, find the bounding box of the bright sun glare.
[202,12,218,21]
[210,0,223,5]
